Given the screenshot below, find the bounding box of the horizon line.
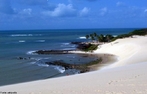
[0,27,146,31]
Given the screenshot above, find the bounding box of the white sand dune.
[94,36,147,68]
[1,36,147,94]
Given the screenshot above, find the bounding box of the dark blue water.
[0,28,137,86]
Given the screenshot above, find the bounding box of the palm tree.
[90,35,95,41]
[93,32,97,37]
[106,34,114,42]
[89,34,94,41]
[98,34,104,42]
[95,34,99,42]
[85,35,90,39]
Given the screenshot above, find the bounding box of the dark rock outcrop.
[35,50,74,54]
[71,42,82,45]
[45,60,89,73]
[71,42,92,50]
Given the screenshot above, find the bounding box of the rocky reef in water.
[45,58,102,73]
[35,50,74,54]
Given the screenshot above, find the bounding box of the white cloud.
[21,8,32,15]
[43,4,77,17]
[79,7,90,17]
[100,7,107,16]
[116,2,125,7]
[145,9,147,13]
[17,8,32,19]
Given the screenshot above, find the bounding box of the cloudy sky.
[0,0,147,30]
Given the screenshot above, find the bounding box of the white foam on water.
[26,51,37,55]
[11,34,32,37]
[53,66,65,73]
[36,40,45,42]
[78,36,86,39]
[60,42,76,50]
[37,63,49,67]
[62,48,75,50]
[10,34,42,37]
[30,62,36,64]
[61,43,70,46]
[19,40,26,43]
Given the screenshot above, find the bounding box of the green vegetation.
[85,33,114,42]
[77,43,98,52]
[129,29,147,36]
[83,43,98,52]
[86,28,147,42]
[112,28,147,41]
[83,28,147,51]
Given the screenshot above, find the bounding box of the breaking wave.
[10,34,42,37]
[19,40,25,43]
[37,63,49,67]
[60,43,76,49]
[26,51,37,55]
[53,66,65,73]
[61,43,70,46]
[36,40,45,42]
[78,36,86,39]
[29,59,65,73]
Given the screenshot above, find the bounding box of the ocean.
[0,28,137,86]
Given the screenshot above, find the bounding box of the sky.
[0,0,147,30]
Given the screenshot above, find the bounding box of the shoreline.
[29,49,118,74]
[68,51,118,71]
[89,54,118,71]
[1,35,147,94]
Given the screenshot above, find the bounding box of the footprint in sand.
[108,80,120,85]
[135,75,140,78]
[108,81,113,85]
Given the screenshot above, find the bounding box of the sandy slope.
[0,36,147,94]
[94,36,147,68]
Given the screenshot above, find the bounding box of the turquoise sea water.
[0,28,137,86]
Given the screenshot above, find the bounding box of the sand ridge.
[94,36,145,69]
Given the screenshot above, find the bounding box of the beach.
[68,51,118,71]
[1,35,147,94]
